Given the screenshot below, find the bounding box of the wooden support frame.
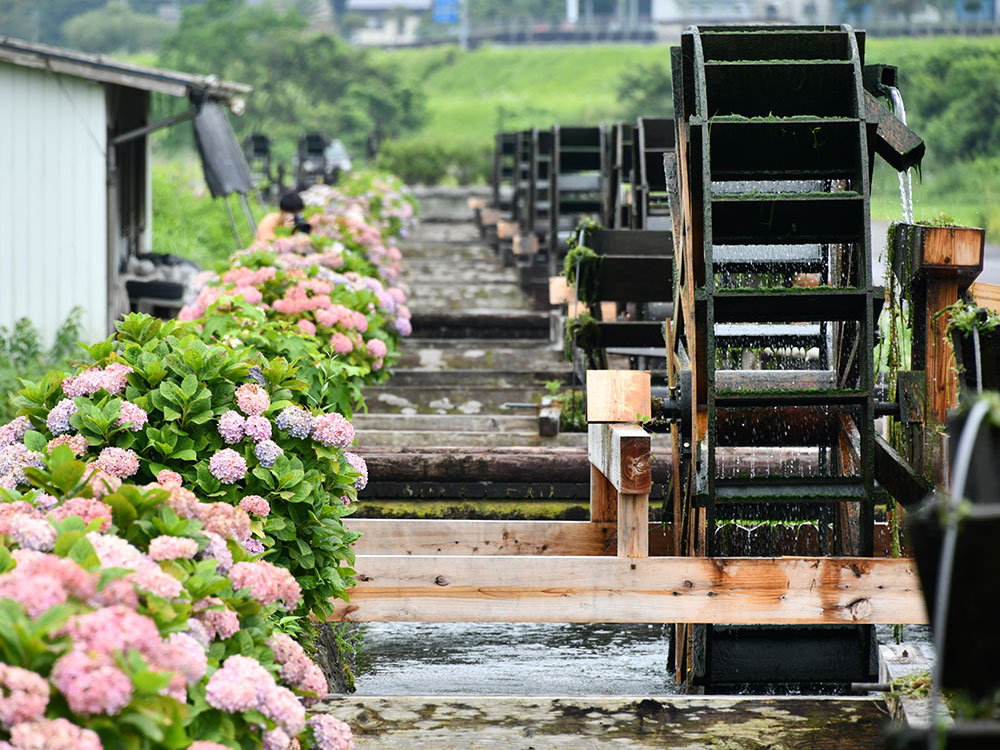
[588,421,652,558]
[331,555,927,625]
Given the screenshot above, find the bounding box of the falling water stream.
[888,87,915,224]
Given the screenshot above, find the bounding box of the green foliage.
[0,310,83,424]
[375,137,492,185]
[156,0,426,162]
[151,160,262,270]
[62,2,172,54]
[615,61,675,123]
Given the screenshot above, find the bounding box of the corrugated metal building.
[0,38,251,345]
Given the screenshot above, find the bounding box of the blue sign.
[432,0,459,24]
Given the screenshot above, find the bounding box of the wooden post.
[617,493,649,558]
[896,224,984,487]
[590,463,617,522]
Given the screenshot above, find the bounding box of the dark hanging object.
[192,99,253,199]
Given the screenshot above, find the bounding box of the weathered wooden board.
[588,423,652,494]
[618,493,649,558]
[313,695,887,750]
[586,370,651,423]
[333,555,928,625]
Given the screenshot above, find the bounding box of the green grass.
[151,157,268,269]
[381,43,670,145]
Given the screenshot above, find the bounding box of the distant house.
[0,38,250,345]
[346,0,431,46]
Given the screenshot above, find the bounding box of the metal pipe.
[110,109,195,145]
[928,398,991,750]
[222,196,243,249]
[238,193,257,236]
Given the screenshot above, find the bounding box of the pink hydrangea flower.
[344,451,368,491]
[268,633,328,703]
[148,535,199,561]
[48,497,112,532]
[50,650,133,716]
[229,561,302,610]
[311,413,354,448]
[297,319,317,336]
[156,469,182,486]
[47,433,88,457]
[193,502,251,542]
[218,410,246,444]
[193,597,240,641]
[235,383,270,417]
[95,447,139,479]
[0,664,50,729]
[330,333,353,354]
[86,469,121,499]
[199,532,234,574]
[190,743,232,750]
[9,516,56,552]
[209,449,247,484]
[366,338,388,359]
[102,363,133,395]
[8,718,102,750]
[117,401,148,432]
[205,655,270,712]
[158,632,208,684]
[62,605,161,656]
[309,714,356,750]
[31,492,57,511]
[245,415,272,442]
[239,495,270,516]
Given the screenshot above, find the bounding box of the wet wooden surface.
[314,695,888,749]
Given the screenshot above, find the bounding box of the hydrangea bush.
[12,314,364,622]
[0,446,353,749]
[178,170,417,411]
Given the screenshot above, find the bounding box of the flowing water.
[355,622,679,695]
[353,622,933,695]
[888,87,915,224]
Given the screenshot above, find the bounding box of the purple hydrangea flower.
[46,399,78,436]
[254,440,283,469]
[275,406,313,439]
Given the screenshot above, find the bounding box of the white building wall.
[0,62,108,347]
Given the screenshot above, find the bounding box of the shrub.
[374,137,492,185]
[0,311,82,424]
[11,314,362,624]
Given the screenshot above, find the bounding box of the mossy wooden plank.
[313,695,886,749]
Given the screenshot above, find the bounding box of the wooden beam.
[467,197,486,211]
[586,370,652,423]
[349,519,616,556]
[346,519,899,559]
[331,555,928,625]
[588,423,652,494]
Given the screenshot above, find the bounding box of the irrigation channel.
[307,189,937,748]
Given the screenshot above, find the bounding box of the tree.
[156,0,425,160]
[615,61,673,122]
[62,2,173,53]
